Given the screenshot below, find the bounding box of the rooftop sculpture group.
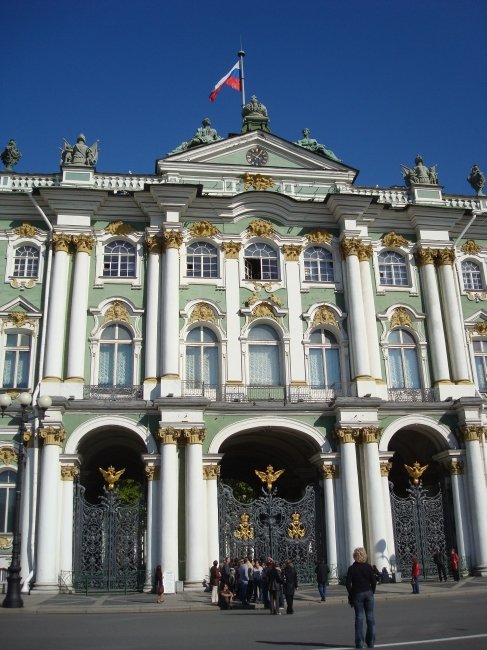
[0,139,22,171]
[169,118,222,154]
[295,128,340,161]
[467,164,485,196]
[61,133,99,167]
[401,155,439,186]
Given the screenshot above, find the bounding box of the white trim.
[65,415,156,454]
[379,414,458,451]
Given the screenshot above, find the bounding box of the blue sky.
[3,0,486,195]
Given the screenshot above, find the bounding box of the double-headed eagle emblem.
[255,464,285,491]
[404,461,429,486]
[99,465,125,490]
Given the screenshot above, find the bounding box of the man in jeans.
[346,547,377,649]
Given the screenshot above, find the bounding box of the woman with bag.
[155,565,164,603]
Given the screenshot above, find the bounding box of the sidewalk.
[1,576,486,615]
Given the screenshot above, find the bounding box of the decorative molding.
[474,322,487,335]
[0,447,17,465]
[306,229,332,244]
[7,311,31,327]
[435,248,456,266]
[312,305,337,328]
[181,427,206,445]
[52,233,72,253]
[459,425,484,442]
[448,459,464,476]
[243,174,274,192]
[104,300,130,323]
[39,427,66,447]
[145,466,160,481]
[15,223,38,238]
[390,307,413,329]
[467,292,487,302]
[250,302,277,321]
[380,461,393,477]
[105,221,135,236]
[0,536,12,550]
[145,235,163,254]
[60,466,79,481]
[247,219,275,238]
[189,220,219,237]
[336,427,359,444]
[162,230,184,250]
[321,463,339,479]
[190,302,216,323]
[72,234,95,254]
[383,231,409,248]
[340,238,362,258]
[415,247,436,266]
[357,243,373,262]
[10,278,36,289]
[283,244,302,261]
[157,427,179,444]
[221,241,242,259]
[359,426,382,444]
[203,464,221,480]
[462,240,481,254]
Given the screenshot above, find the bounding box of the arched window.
[185,326,219,387]
[308,329,341,387]
[378,251,409,286]
[99,324,133,386]
[304,246,334,282]
[0,469,16,533]
[244,243,278,281]
[388,328,421,388]
[2,332,31,389]
[186,242,218,278]
[248,324,281,385]
[473,339,487,391]
[462,260,483,291]
[13,245,39,278]
[103,240,136,277]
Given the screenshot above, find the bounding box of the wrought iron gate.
[73,483,145,592]
[390,481,452,578]
[218,482,323,583]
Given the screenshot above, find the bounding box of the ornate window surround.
[4,228,47,289]
[180,236,224,288]
[372,241,418,296]
[94,230,143,289]
[0,298,41,391]
[300,242,343,290]
[180,320,224,390]
[240,319,289,387]
[241,239,282,288]
[456,251,487,300]
[464,311,487,392]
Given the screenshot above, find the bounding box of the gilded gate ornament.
[99,465,126,490]
[255,464,285,491]
[404,461,429,486]
[287,512,306,539]
[234,513,255,540]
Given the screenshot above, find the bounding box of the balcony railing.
[83,384,143,400]
[388,387,436,402]
[181,381,352,403]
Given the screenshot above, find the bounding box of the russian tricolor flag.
[209,61,241,102]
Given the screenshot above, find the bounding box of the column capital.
[157,426,179,444]
[459,424,485,442]
[162,230,184,250]
[380,461,392,477]
[283,244,302,261]
[52,233,72,253]
[39,426,66,447]
[358,426,382,444]
[321,463,339,479]
[336,427,360,444]
[435,248,456,266]
[181,427,206,445]
[222,241,242,259]
[145,465,160,481]
[340,238,362,258]
[448,459,464,476]
[203,464,220,480]
[60,465,79,481]
[415,247,436,266]
[72,234,95,254]
[145,234,163,254]
[357,242,373,262]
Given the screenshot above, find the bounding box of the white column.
[359,250,382,381]
[283,246,306,383]
[158,429,179,586]
[448,459,471,566]
[360,429,389,570]
[43,235,71,381]
[379,457,396,572]
[341,240,370,380]
[204,464,220,569]
[185,429,206,588]
[66,236,94,382]
[222,243,243,383]
[144,236,161,387]
[322,464,339,583]
[143,462,159,590]
[416,250,451,384]
[34,427,65,591]
[436,252,470,383]
[160,231,182,380]
[462,426,487,574]
[59,460,80,589]
[20,431,35,590]
[337,428,363,564]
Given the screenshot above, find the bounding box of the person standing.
[209,560,221,605]
[267,561,284,615]
[283,559,298,614]
[432,548,447,581]
[315,560,330,602]
[450,548,460,581]
[220,556,231,589]
[238,558,250,607]
[155,565,164,604]
[345,547,376,649]
[411,556,421,594]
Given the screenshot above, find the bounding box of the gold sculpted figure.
[99,465,126,490]
[287,512,305,539]
[234,513,255,540]
[404,461,429,486]
[255,464,285,491]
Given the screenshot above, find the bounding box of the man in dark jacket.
[315,560,330,601]
[346,547,377,649]
[283,559,298,614]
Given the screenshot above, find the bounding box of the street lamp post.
[0,392,52,608]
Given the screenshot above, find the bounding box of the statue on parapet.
[241,95,271,133]
[242,95,268,118]
[401,155,439,187]
[169,118,222,154]
[295,128,340,161]
[61,133,99,167]
[467,164,485,196]
[1,139,22,171]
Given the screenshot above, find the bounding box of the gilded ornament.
[162,230,184,249]
[52,233,72,253]
[145,466,160,481]
[60,466,79,481]
[461,240,481,254]
[203,465,221,480]
[0,536,12,550]
[268,293,283,307]
[250,303,276,321]
[11,278,36,289]
[99,465,125,490]
[247,219,275,238]
[188,220,219,237]
[190,302,216,323]
[357,243,373,262]
[474,322,487,335]
[435,248,455,266]
[246,290,259,306]
[390,307,413,329]
[340,238,361,258]
[287,512,306,539]
[234,513,255,541]
[15,223,38,238]
[448,459,464,476]
[8,311,30,327]
[145,235,163,254]
[222,241,242,259]
[39,427,66,447]
[404,461,429,486]
[359,426,382,444]
[283,244,302,262]
[157,427,179,444]
[243,173,274,192]
[321,464,339,480]
[180,427,206,445]
[467,291,487,302]
[255,465,285,491]
[459,425,484,442]
[383,232,409,248]
[336,427,359,444]
[380,462,392,477]
[312,306,337,328]
[306,229,332,244]
[72,234,95,253]
[0,447,17,465]
[104,300,129,323]
[105,221,135,236]
[415,247,436,266]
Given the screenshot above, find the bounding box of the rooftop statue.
[241,95,271,133]
[401,155,439,187]
[295,128,340,161]
[1,139,22,171]
[169,118,222,154]
[61,133,99,167]
[467,164,485,196]
[242,94,268,118]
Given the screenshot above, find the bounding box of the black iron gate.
[390,481,453,578]
[73,483,145,592]
[218,482,323,583]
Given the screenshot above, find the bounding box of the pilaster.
[222,241,243,383]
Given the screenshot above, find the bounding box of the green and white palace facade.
[1,107,487,593]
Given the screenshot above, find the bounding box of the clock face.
[246,146,269,167]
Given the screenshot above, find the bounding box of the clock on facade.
[246,146,269,166]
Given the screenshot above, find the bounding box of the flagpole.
[238,50,246,108]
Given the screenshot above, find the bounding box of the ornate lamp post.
[1,392,52,608]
